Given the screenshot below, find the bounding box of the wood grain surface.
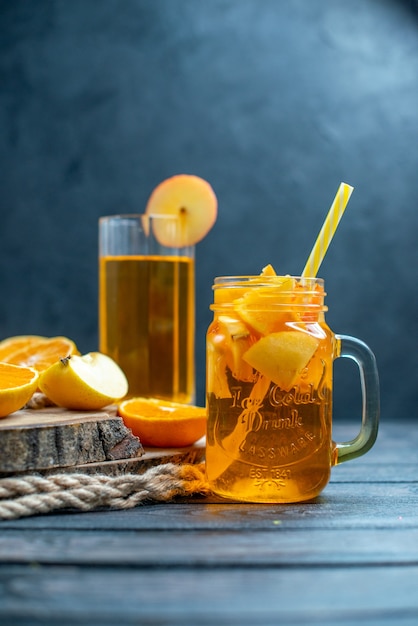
[0,406,143,473]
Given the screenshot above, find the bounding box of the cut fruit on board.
[118,397,207,448]
[2,336,79,372]
[0,362,39,418]
[0,335,47,361]
[39,352,128,410]
[0,406,205,477]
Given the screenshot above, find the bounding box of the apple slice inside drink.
[206,328,232,399]
[218,315,255,383]
[145,174,217,247]
[259,264,277,276]
[243,330,319,391]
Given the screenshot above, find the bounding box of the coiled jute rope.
[0,463,210,520]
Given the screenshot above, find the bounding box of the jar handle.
[333,334,380,464]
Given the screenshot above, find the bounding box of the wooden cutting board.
[0,406,205,476]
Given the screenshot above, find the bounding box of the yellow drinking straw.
[302,182,354,278]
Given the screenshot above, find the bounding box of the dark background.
[1,0,417,422]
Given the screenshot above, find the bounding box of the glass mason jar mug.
[206,275,380,503]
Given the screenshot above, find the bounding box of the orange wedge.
[3,336,79,372]
[118,397,206,447]
[0,362,39,418]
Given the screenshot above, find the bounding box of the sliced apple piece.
[226,335,255,382]
[214,285,248,304]
[145,174,217,247]
[218,315,254,382]
[39,352,128,410]
[235,276,296,335]
[243,331,319,391]
[214,266,279,305]
[260,264,277,276]
[218,315,250,340]
[206,331,232,399]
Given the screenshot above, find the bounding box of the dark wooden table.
[0,419,417,626]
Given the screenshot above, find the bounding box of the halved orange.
[118,397,206,448]
[2,336,79,372]
[0,335,46,361]
[0,362,39,418]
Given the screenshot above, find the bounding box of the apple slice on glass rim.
[145,174,218,247]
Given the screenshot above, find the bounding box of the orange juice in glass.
[206,271,379,503]
[99,215,195,403]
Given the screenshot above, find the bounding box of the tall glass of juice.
[99,214,195,404]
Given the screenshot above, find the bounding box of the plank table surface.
[0,418,417,626]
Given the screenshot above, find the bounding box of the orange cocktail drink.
[206,270,332,502]
[206,266,379,503]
